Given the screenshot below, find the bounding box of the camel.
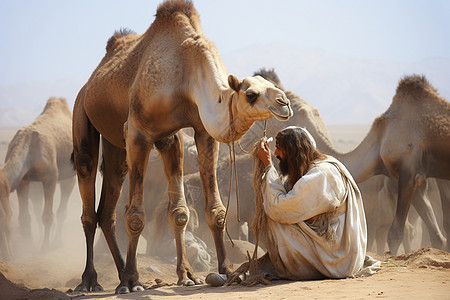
[120,69,442,260]
[71,0,292,294]
[108,129,199,255]
[317,74,450,254]
[180,69,339,249]
[222,69,445,255]
[0,97,76,254]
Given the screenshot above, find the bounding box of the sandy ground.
[1,125,449,300]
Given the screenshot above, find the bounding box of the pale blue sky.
[1,0,449,85]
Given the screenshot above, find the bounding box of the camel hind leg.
[156,134,203,286]
[53,176,76,247]
[388,169,445,254]
[96,138,127,281]
[116,125,151,294]
[41,175,57,252]
[435,179,450,251]
[16,180,33,246]
[72,93,102,292]
[387,169,418,255]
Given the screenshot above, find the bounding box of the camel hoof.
[131,285,145,292]
[115,285,130,294]
[74,284,88,292]
[179,279,195,286]
[93,284,104,292]
[194,278,204,285]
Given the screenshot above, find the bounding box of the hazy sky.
[1,0,449,85]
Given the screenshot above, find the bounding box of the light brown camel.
[71,1,292,294]
[223,69,443,255]
[181,68,337,248]
[255,69,447,254]
[0,97,76,254]
[317,74,450,254]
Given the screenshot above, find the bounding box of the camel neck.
[318,128,384,183]
[193,86,253,143]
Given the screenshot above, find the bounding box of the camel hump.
[40,97,71,117]
[156,0,197,20]
[106,28,136,52]
[253,68,285,91]
[395,74,440,103]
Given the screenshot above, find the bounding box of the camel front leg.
[0,176,12,261]
[195,129,233,275]
[0,202,12,261]
[375,177,397,254]
[387,171,416,255]
[116,127,150,294]
[157,134,203,286]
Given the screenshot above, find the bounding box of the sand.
[0,248,449,300]
[1,125,449,299]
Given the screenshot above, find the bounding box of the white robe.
[261,156,368,280]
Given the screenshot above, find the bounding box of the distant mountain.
[222,44,450,125]
[0,79,84,127]
[1,43,449,127]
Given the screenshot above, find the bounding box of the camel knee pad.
[171,207,189,227]
[215,211,226,228]
[81,214,97,232]
[127,215,144,234]
[125,207,145,235]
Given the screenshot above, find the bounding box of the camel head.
[228,74,293,125]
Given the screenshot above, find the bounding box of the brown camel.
[108,129,199,256]
[318,74,450,254]
[0,97,76,254]
[71,1,292,294]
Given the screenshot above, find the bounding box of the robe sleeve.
[261,163,344,224]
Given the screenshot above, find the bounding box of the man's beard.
[278,156,289,176]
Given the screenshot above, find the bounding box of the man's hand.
[257,137,272,167]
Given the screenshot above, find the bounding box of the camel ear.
[228,74,241,92]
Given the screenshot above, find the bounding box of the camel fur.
[71,0,292,294]
[218,69,445,256]
[319,75,450,254]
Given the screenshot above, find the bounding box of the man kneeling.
[206,127,379,286]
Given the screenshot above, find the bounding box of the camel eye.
[246,91,259,104]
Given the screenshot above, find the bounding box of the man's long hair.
[276,127,326,190]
